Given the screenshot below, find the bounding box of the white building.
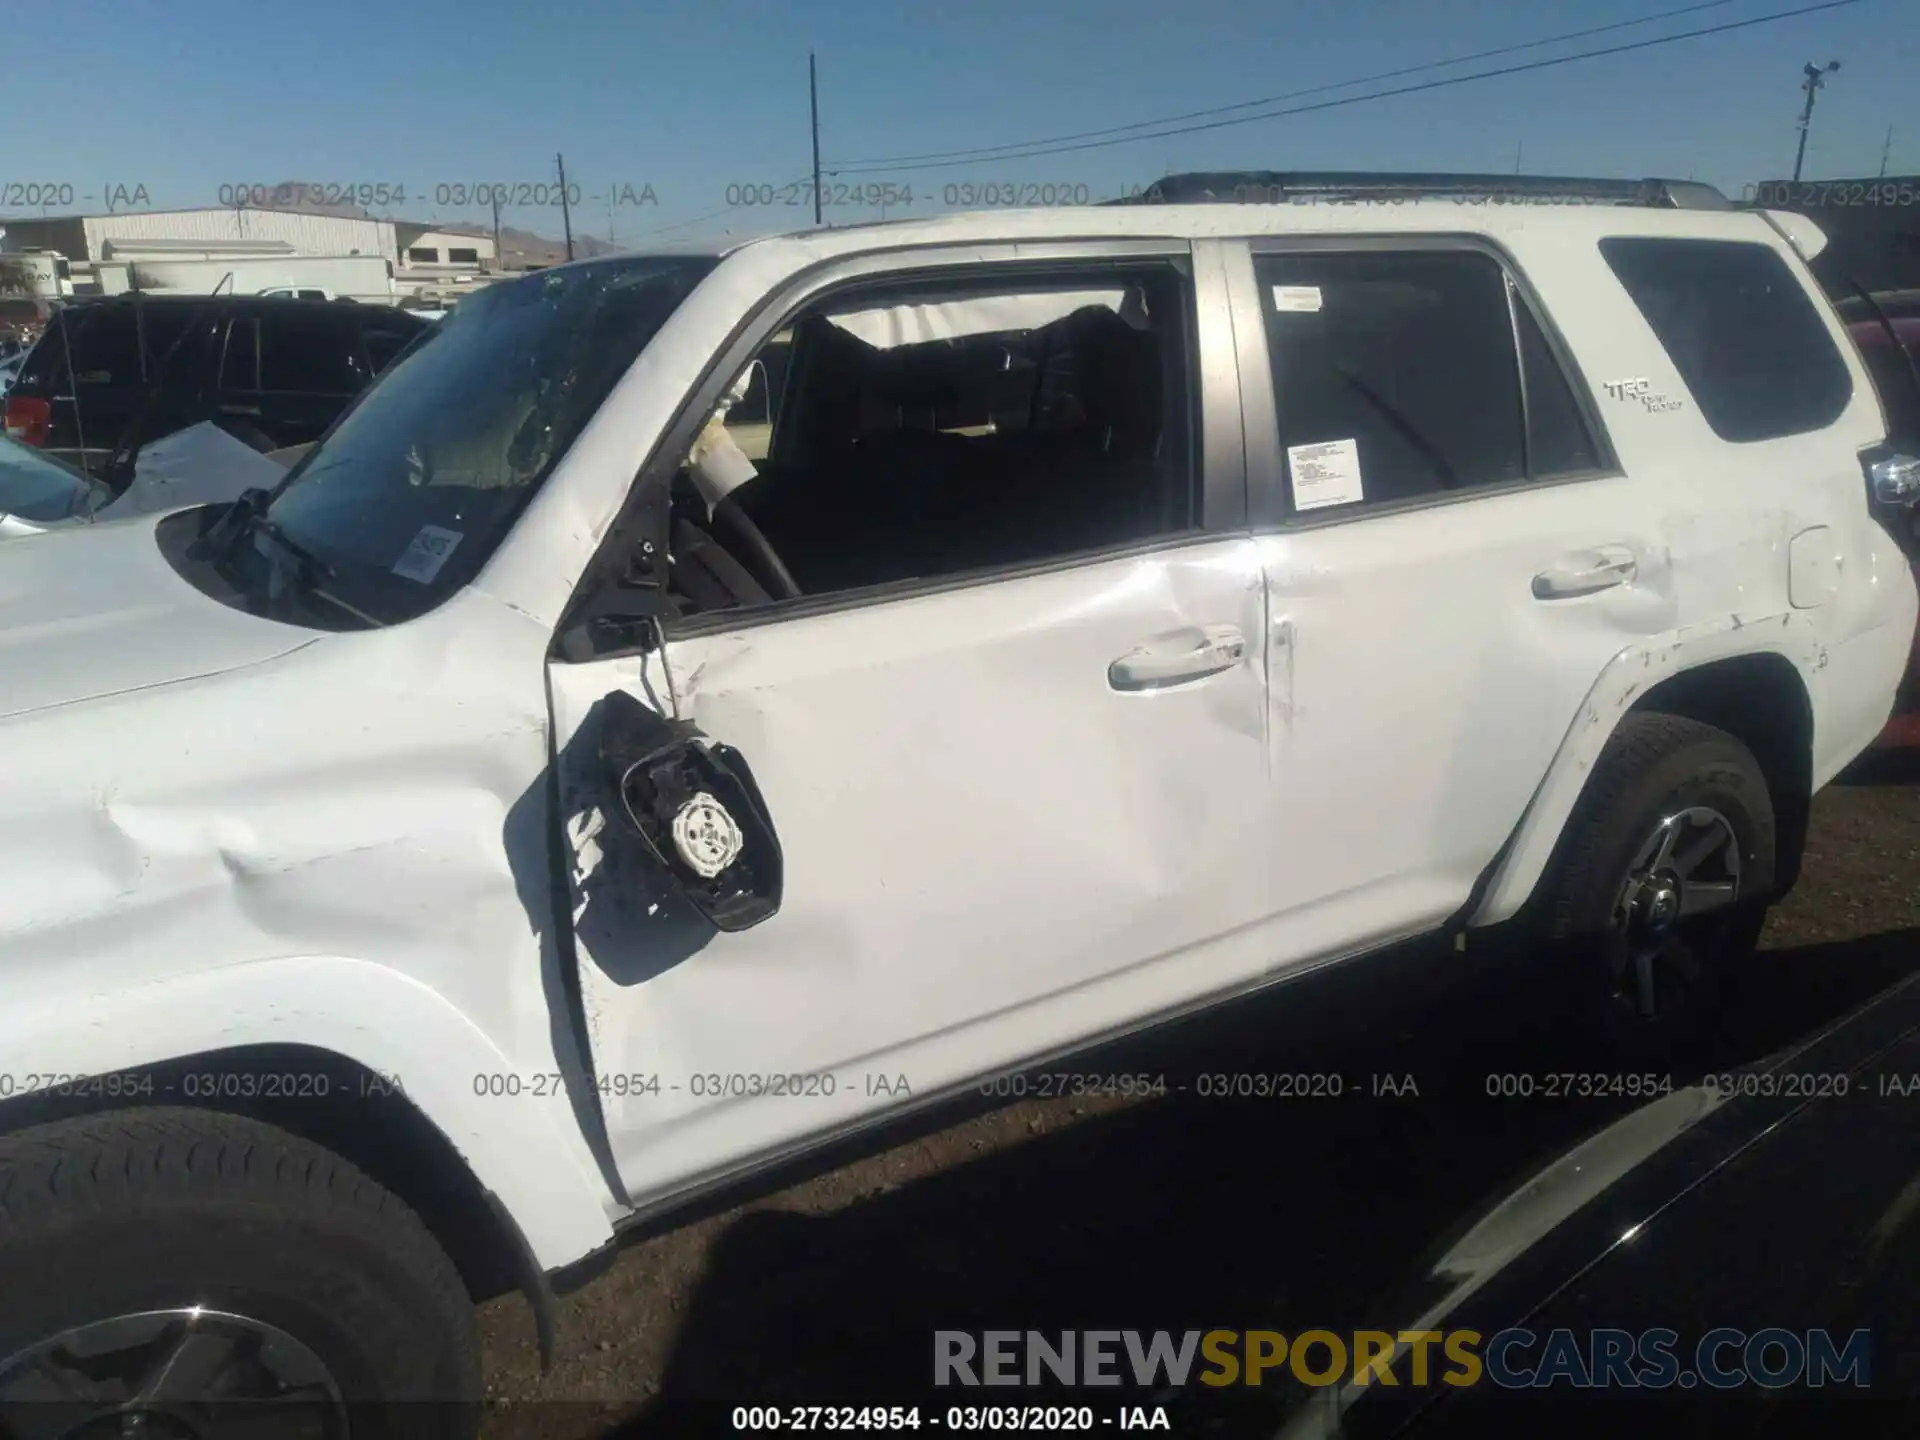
[0,208,397,265]
[394,224,495,268]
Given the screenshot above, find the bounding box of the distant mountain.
[250,184,623,264]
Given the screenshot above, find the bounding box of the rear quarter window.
[1599,236,1854,443]
[20,306,141,390]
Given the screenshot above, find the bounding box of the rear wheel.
[1532,713,1777,1064]
[0,1108,479,1439]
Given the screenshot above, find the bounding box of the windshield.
[256,254,716,626]
[0,433,99,524]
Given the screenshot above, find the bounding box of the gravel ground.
[475,761,1920,1437]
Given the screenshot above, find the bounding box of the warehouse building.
[0,207,397,265]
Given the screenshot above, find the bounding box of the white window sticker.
[1272,285,1323,313]
[391,524,464,583]
[1288,438,1365,511]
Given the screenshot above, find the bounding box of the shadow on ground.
[585,924,1920,1437]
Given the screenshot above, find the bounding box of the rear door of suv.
[1223,233,1688,952]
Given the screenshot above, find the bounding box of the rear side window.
[1600,237,1853,443]
[1256,250,1536,512]
[260,311,354,392]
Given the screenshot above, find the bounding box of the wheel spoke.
[134,1323,247,1404]
[1673,822,1734,880]
[1647,816,1682,873]
[1678,880,1739,918]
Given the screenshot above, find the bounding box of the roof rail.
[1107,171,1730,210]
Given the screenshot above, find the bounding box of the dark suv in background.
[2,294,426,481]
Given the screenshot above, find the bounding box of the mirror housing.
[1864,448,1920,559]
[598,691,782,932]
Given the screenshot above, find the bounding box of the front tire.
[0,1108,480,1439]
[1532,712,1777,1064]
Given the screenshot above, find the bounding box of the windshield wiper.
[189,485,332,582]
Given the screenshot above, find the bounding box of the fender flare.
[1468,612,1821,929]
[0,954,617,1272]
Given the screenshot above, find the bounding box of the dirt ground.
[475,758,1920,1437]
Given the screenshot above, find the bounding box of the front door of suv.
[545,241,1279,1209]
[1224,238,1678,953]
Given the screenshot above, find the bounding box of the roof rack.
[1107,171,1730,211]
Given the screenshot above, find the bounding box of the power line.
[826,0,1737,169]
[827,0,1861,177]
[622,178,816,242]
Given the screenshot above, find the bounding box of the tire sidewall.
[1555,732,1777,1062]
[0,1141,478,1438]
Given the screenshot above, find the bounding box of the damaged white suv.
[0,173,1915,1427]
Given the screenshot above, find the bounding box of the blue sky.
[5,0,1915,245]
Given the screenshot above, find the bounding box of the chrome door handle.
[219,403,263,417]
[1109,623,1248,691]
[1532,546,1638,600]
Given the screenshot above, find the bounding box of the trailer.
[121,252,397,303]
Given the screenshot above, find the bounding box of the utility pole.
[490,191,502,271]
[1792,60,1841,184]
[556,151,575,261]
[1880,125,1894,179]
[809,53,823,227]
[1512,139,1524,175]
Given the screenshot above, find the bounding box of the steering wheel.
[710,496,803,601]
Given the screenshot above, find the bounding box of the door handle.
[219,403,263,417]
[1109,623,1247,691]
[1532,546,1638,600]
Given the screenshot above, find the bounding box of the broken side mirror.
[597,690,782,932]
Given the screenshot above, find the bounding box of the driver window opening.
[663,264,1196,618]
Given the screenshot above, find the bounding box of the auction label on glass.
[392,524,464,583]
[1287,437,1364,511]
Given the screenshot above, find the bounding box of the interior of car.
[662,266,1196,617]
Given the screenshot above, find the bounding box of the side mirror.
[1866,450,1920,559]
[597,691,783,932]
[1869,451,1920,507]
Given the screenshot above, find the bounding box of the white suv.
[0,174,1914,1428]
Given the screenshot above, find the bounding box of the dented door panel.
[547,539,1271,1207]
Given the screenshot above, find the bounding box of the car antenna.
[51,301,93,482]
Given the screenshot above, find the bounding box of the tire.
[1530,712,1777,1066]
[0,1107,479,1439]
